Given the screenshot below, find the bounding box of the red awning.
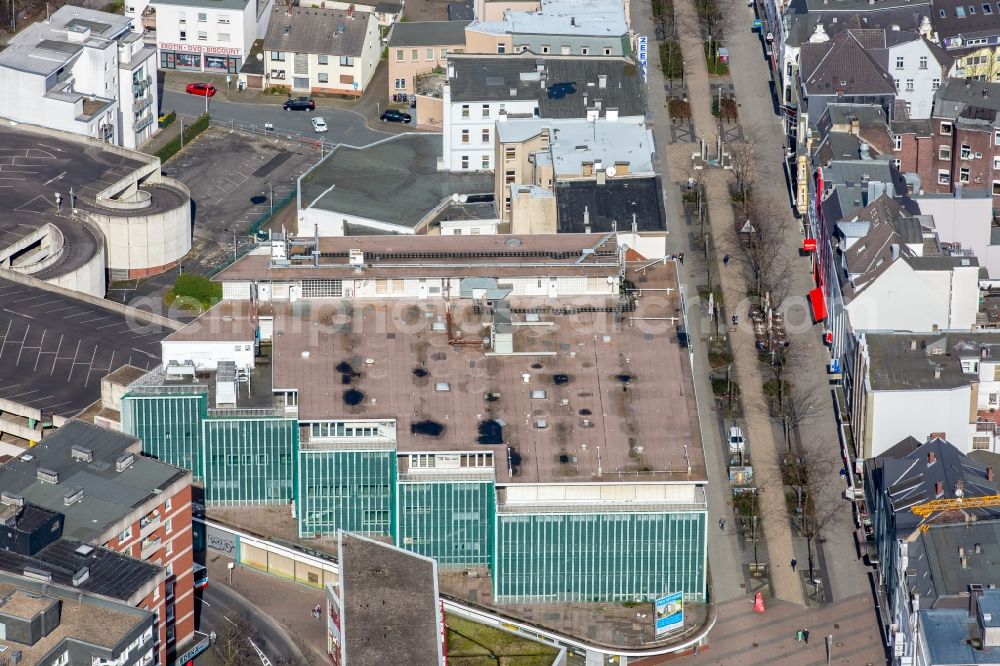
[809,288,827,322]
[802,238,817,252]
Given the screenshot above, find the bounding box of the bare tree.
[728,127,758,215]
[782,444,843,591]
[760,343,823,451]
[731,195,791,308]
[212,610,258,666]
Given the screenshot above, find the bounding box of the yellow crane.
[906,494,1000,541]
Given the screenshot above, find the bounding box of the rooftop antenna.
[583,205,591,234]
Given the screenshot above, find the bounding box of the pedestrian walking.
[719,517,726,531]
[791,558,797,572]
[795,629,804,643]
[723,254,730,267]
[803,629,810,644]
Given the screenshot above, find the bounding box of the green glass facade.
[396,479,495,567]
[494,511,707,603]
[121,393,208,479]
[297,449,396,538]
[202,418,299,504]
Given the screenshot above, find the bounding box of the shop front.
[159,42,242,73]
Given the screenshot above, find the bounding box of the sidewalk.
[204,553,328,663]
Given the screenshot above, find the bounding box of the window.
[497,43,506,54]
[974,435,991,450]
[994,180,1000,194]
[938,169,951,184]
[971,4,977,12]
[994,156,1000,169]
[197,11,206,21]
[995,130,1000,145]
[165,498,172,512]
[956,6,966,15]
[339,56,354,66]
[986,2,994,12]
[165,517,172,533]
[179,30,186,41]
[962,144,973,159]
[939,8,946,16]
[411,49,418,60]
[395,49,403,62]
[318,54,328,65]
[481,104,489,118]
[165,562,173,577]
[197,30,207,40]
[461,104,470,118]
[166,538,173,555]
[505,146,516,161]
[119,526,132,543]
[941,121,953,135]
[51,652,69,666]
[581,46,590,55]
[504,169,516,184]
[961,166,971,182]
[991,392,999,404]
[461,129,469,144]
[153,586,160,601]
[906,79,914,91]
[933,78,940,90]
[441,48,448,58]
[394,77,406,89]
[481,155,490,169]
[561,45,570,55]
[271,51,285,61]
[425,48,433,60]
[482,128,490,142]
[461,155,469,169]
[896,56,904,69]
[939,145,952,160]
[318,73,328,83]
[603,47,612,55]
[894,135,902,150]
[892,158,902,169]
[218,32,229,42]
[541,45,550,53]
[218,15,229,23]
[919,56,928,69]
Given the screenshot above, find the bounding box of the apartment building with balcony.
[0,421,194,663]
[386,20,469,97]
[151,0,273,73]
[0,6,159,148]
[262,4,381,95]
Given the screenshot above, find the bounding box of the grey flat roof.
[447,54,645,118]
[863,333,1000,391]
[339,533,440,666]
[0,420,188,542]
[151,0,250,10]
[264,5,373,57]
[921,604,1000,664]
[387,20,469,47]
[0,6,130,76]
[469,0,627,37]
[0,538,161,601]
[555,177,666,234]
[0,275,170,417]
[300,134,494,229]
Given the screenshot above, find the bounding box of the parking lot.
[109,125,319,305]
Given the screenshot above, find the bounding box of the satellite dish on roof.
[452,193,460,202]
[256,53,263,61]
[605,166,617,177]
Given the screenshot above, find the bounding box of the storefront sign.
[159,42,242,55]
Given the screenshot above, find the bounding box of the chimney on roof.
[928,451,936,465]
[956,479,965,496]
[988,466,995,481]
[935,480,944,496]
[347,3,355,17]
[571,15,576,26]
[934,365,942,379]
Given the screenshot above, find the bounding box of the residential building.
[851,333,1000,458]
[122,233,709,605]
[327,532,445,666]
[493,117,666,254]
[387,20,469,97]
[297,134,495,236]
[0,570,157,666]
[299,0,403,28]
[797,29,897,129]
[916,590,1000,665]
[0,420,195,662]
[474,0,541,22]
[150,0,273,73]
[930,0,1000,81]
[441,53,645,171]
[913,191,1000,277]
[862,436,1000,664]
[263,4,381,96]
[0,6,159,148]
[464,0,630,58]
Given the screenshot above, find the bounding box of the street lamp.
[269,183,273,216]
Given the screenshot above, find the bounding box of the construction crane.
[906,494,1000,541]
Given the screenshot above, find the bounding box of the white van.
[728,426,745,454]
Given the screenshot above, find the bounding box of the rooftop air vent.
[71,445,93,463]
[71,567,90,587]
[116,453,135,473]
[74,544,94,557]
[63,486,84,506]
[36,468,59,484]
[22,567,52,583]
[0,491,24,507]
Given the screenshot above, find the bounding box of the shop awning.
[802,238,817,252]
[809,288,827,322]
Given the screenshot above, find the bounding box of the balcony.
[135,95,154,114]
[139,510,160,537]
[140,536,161,559]
[134,113,154,133]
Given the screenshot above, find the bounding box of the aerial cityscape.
[0,0,998,662]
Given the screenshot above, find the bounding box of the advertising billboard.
[654,592,684,636]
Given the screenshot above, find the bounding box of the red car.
[185,82,216,97]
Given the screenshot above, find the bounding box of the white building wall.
[118,47,159,149]
[153,0,258,72]
[442,84,536,171]
[846,261,979,332]
[297,206,415,236]
[888,39,940,120]
[869,386,973,457]
[915,194,994,269]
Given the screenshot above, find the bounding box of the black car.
[380,109,412,124]
[283,97,315,111]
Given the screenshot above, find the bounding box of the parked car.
[728,426,745,454]
[185,83,216,97]
[311,117,328,133]
[284,97,315,111]
[379,109,411,124]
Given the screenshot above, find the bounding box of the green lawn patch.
[446,614,559,666]
[704,42,730,76]
[165,273,222,311]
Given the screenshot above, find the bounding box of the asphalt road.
[198,580,304,664]
[162,88,391,148]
